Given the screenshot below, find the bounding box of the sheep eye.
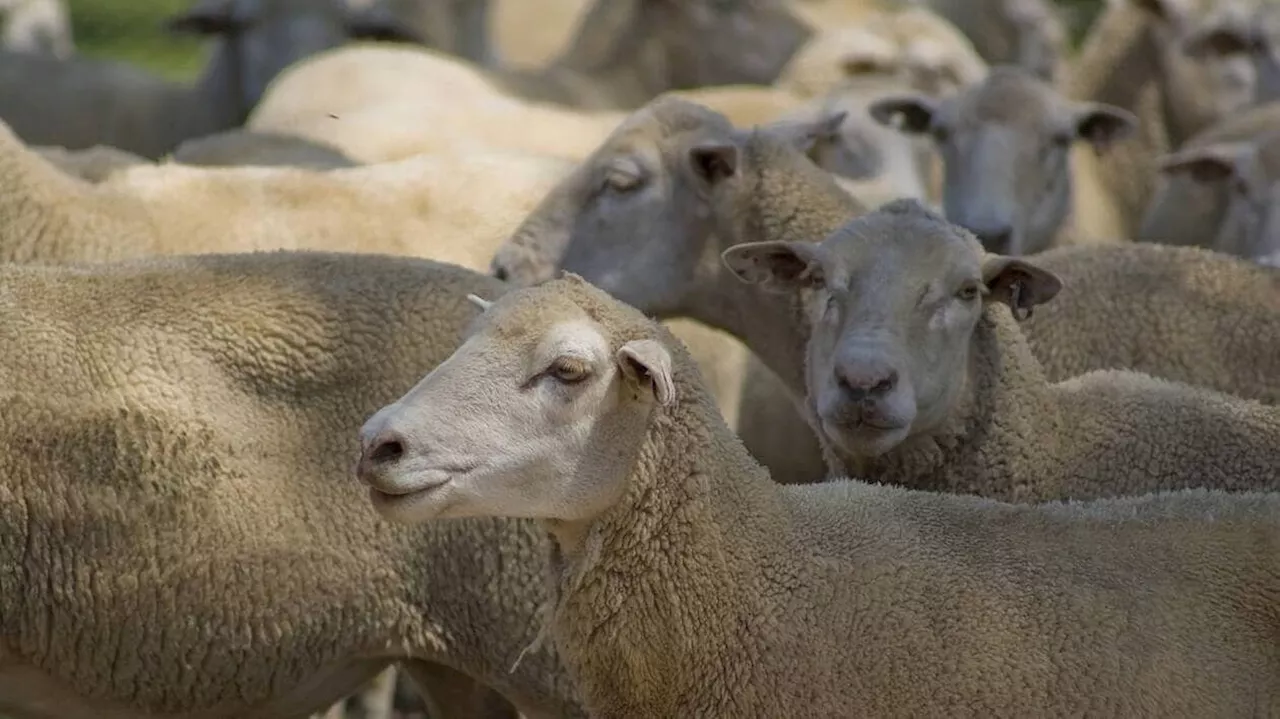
[604,170,641,192]
[956,283,981,301]
[549,358,591,384]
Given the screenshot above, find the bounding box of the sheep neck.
[823,306,1058,501]
[543,357,793,716]
[690,144,865,400]
[527,0,663,109]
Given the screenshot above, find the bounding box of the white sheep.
[355,272,1280,718]
[0,0,367,159]
[0,0,72,58]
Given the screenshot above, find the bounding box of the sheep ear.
[1073,103,1137,155]
[867,95,937,134]
[981,256,1062,321]
[466,294,494,312]
[345,6,426,44]
[617,339,675,407]
[688,142,739,186]
[165,0,239,35]
[760,111,848,158]
[1157,143,1250,184]
[721,241,830,294]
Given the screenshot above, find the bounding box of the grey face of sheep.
[166,0,360,113]
[868,66,1136,256]
[721,200,1061,459]
[355,279,675,524]
[489,97,844,310]
[1158,137,1280,264]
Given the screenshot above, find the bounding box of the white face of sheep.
[721,200,1061,460]
[868,66,1136,256]
[1158,136,1280,265]
[355,280,675,525]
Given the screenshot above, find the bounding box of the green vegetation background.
[70,0,1107,81]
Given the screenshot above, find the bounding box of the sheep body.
[359,274,1280,718]
[0,251,583,719]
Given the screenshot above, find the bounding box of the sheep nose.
[356,426,408,483]
[836,361,899,403]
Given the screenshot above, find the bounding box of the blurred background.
[71,0,1108,81]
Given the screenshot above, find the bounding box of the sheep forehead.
[953,67,1060,127]
[824,202,984,283]
[481,276,655,347]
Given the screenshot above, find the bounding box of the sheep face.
[166,0,354,115]
[1135,0,1265,143]
[355,278,673,525]
[868,66,1135,255]
[722,200,1061,459]
[1158,133,1280,265]
[1182,3,1280,114]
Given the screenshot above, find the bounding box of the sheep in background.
[0,0,72,58]
[506,108,1280,421]
[723,199,1280,494]
[345,0,493,64]
[916,0,1066,81]
[1060,0,1270,239]
[356,273,1280,718]
[870,65,1138,254]
[32,143,150,182]
[1139,101,1280,248]
[0,0,388,159]
[1157,126,1280,265]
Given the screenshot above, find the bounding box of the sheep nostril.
[368,437,405,465]
[493,266,510,282]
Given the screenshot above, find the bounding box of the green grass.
[66,0,207,81]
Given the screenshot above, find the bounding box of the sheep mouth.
[366,464,471,510]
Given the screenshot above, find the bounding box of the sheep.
[0,0,375,159]
[1061,0,1270,237]
[777,5,987,100]
[0,250,589,719]
[869,64,1138,255]
[1155,126,1280,265]
[507,105,1280,442]
[918,0,1066,81]
[32,143,151,183]
[724,198,1280,494]
[345,0,493,64]
[0,0,72,58]
[245,48,820,165]
[355,271,1280,718]
[326,0,812,111]
[1139,101,1280,248]
[488,95,870,485]
[0,117,574,268]
[169,128,360,170]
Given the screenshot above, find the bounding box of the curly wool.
[0,251,583,719]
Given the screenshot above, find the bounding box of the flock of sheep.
[0,0,1277,717]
